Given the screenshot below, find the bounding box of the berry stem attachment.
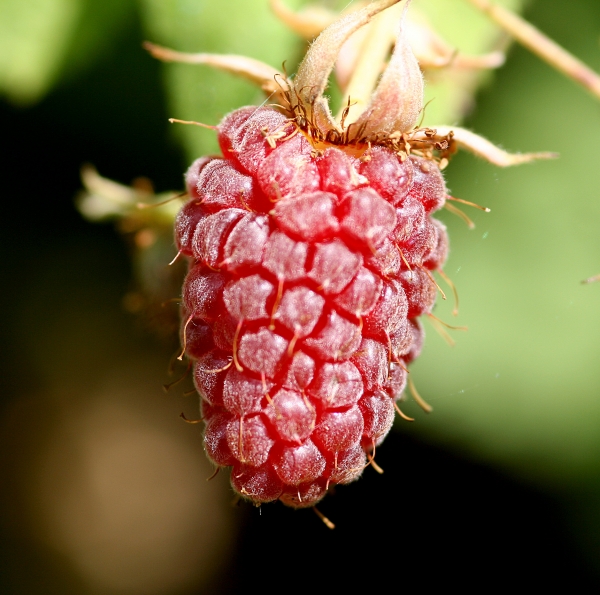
[291,0,402,135]
[143,41,287,100]
[434,126,558,167]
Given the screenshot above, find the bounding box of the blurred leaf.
[139,0,306,163]
[0,0,80,104]
[405,0,600,493]
[56,0,136,82]
[417,0,529,126]
[0,0,134,105]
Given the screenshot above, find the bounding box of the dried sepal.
[290,0,401,137]
[78,164,182,224]
[143,0,556,167]
[349,2,423,139]
[273,0,506,79]
[336,2,403,122]
[268,0,337,40]
[582,274,600,285]
[432,126,558,167]
[143,42,289,104]
[405,11,505,71]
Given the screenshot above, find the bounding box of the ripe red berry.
[173,0,454,509]
[176,93,450,506]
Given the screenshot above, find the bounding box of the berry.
[178,112,448,506]
[174,0,453,509]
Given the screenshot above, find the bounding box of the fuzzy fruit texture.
[174,0,452,508]
[176,106,448,508]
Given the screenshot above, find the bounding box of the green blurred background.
[2,0,600,592]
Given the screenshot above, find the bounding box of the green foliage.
[0,0,527,146]
[418,0,527,125]
[138,0,307,160]
[0,0,133,104]
[407,0,600,496]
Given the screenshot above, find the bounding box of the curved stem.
[466,0,600,101]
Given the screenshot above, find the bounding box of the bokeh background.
[2,0,600,592]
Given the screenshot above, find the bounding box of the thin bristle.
[438,269,460,316]
[169,118,218,130]
[444,201,476,229]
[408,377,433,413]
[447,195,491,212]
[394,401,415,422]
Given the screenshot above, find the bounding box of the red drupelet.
[176,106,448,508]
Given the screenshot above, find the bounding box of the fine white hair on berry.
[177,102,449,508]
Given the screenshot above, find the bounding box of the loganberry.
[174,6,448,510]
[149,0,551,512]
